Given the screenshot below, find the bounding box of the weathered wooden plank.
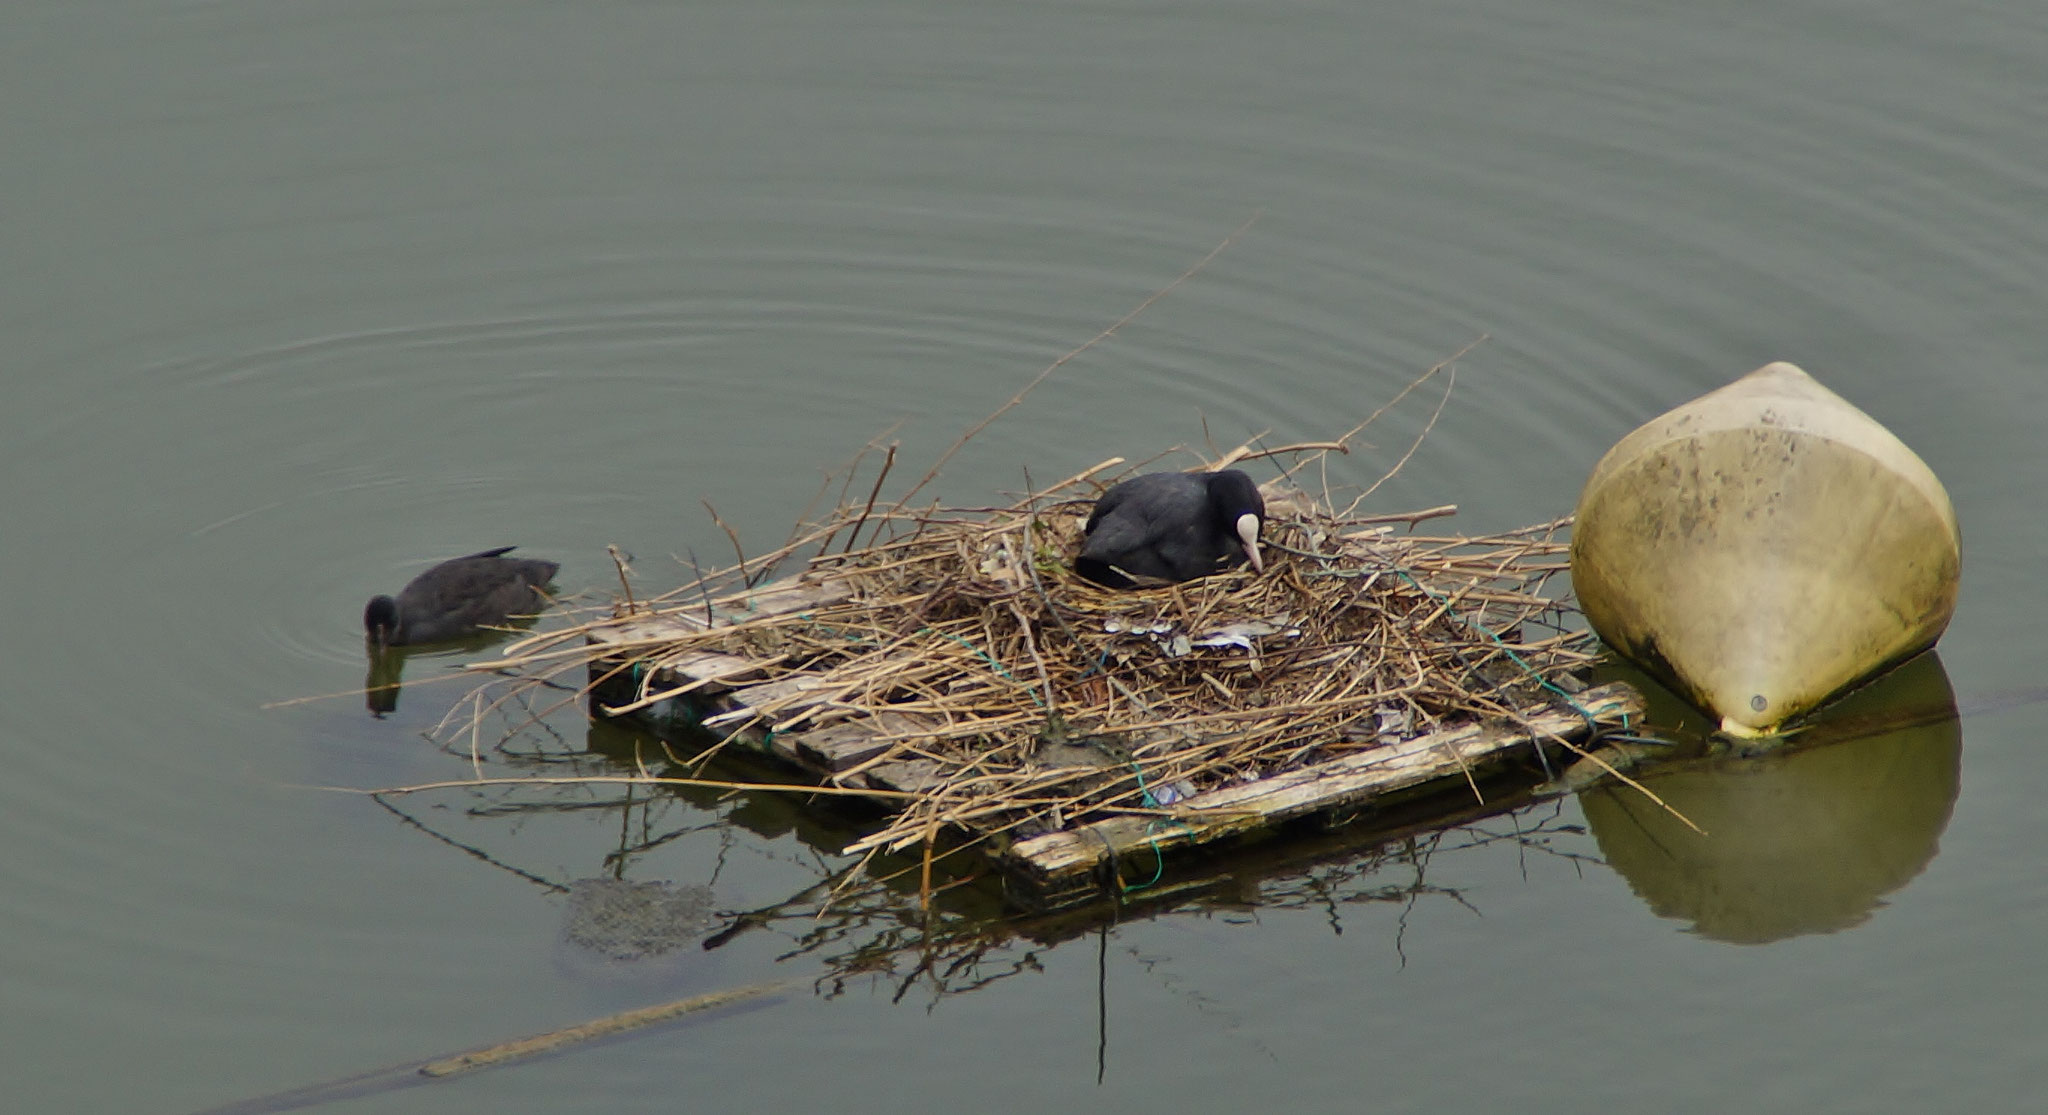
[653,650,768,684]
[691,709,812,768]
[594,650,772,715]
[702,676,844,729]
[786,712,934,772]
[1002,682,1642,885]
[587,613,712,647]
[588,574,859,715]
[713,575,855,625]
[587,575,855,649]
[859,758,948,796]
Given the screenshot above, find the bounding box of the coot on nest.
[1074,469,1265,589]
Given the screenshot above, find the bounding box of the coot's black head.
[364,595,402,647]
[1206,469,1266,572]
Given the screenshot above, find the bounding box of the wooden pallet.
[589,574,1642,908]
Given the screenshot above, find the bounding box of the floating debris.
[562,878,716,963]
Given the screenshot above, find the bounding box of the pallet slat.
[587,575,854,648]
[1003,682,1641,887]
[789,712,935,771]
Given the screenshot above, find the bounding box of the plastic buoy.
[1569,362,1960,735]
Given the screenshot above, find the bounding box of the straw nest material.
[457,431,1597,870]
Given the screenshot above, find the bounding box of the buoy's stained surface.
[1569,363,1960,733]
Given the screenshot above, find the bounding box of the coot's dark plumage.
[364,546,560,647]
[1075,469,1265,589]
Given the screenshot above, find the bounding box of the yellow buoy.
[1569,362,1960,735]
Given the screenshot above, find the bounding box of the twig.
[608,545,637,615]
[840,442,900,555]
[701,499,753,586]
[1340,347,1470,516]
[887,212,1260,515]
[309,775,923,800]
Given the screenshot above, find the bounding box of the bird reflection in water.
[365,645,406,716]
[359,546,560,717]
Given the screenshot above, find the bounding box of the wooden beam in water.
[585,582,1643,907]
[1001,682,1642,889]
[790,711,934,771]
[858,757,947,795]
[587,575,856,647]
[718,575,856,622]
[588,573,861,728]
[703,675,841,729]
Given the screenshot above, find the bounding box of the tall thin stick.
[607,545,637,615]
[701,499,752,586]
[1354,360,1459,506]
[839,442,900,555]
[887,212,1260,515]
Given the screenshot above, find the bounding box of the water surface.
[4,2,2045,1112]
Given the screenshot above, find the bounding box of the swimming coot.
[1075,469,1265,589]
[364,546,560,647]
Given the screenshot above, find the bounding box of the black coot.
[1075,469,1266,589]
[364,546,560,647]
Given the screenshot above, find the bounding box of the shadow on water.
[1578,652,1963,944]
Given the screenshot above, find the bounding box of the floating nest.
[455,421,1599,872]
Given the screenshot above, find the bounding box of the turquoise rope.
[926,628,1044,707]
[1124,824,1172,890]
[1118,761,1197,893]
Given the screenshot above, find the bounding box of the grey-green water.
[5,2,2045,1111]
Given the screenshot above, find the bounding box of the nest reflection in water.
[375,723,1603,1006]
